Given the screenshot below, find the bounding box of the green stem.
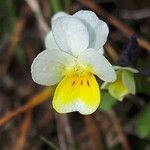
[64,0,71,13]
[50,0,62,13]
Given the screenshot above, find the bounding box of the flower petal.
[98,47,104,54]
[74,10,99,30]
[51,11,68,22]
[78,48,116,82]
[31,50,76,86]
[108,79,129,101]
[52,74,100,115]
[45,31,59,50]
[74,10,109,49]
[93,21,109,49]
[52,16,89,56]
[122,70,136,94]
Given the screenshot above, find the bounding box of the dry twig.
[79,0,150,51]
[55,114,75,150]
[55,114,68,150]
[0,4,30,74]
[62,114,75,149]
[84,115,103,150]
[25,0,50,38]
[13,111,31,150]
[0,86,55,126]
[104,42,119,63]
[107,110,132,150]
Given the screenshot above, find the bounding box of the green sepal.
[122,70,136,95]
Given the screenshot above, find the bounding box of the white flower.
[31,10,116,115]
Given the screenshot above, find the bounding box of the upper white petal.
[92,21,109,49]
[31,49,76,86]
[52,16,89,56]
[74,10,99,30]
[46,12,68,50]
[45,31,60,50]
[74,10,109,49]
[78,48,116,82]
[51,11,68,22]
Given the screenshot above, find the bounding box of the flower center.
[63,63,92,77]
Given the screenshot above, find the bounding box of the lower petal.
[52,74,100,115]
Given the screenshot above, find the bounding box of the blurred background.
[0,0,150,150]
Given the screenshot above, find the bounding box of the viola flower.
[102,66,138,101]
[31,10,116,115]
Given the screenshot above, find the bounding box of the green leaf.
[136,104,150,139]
[122,70,135,94]
[100,91,117,111]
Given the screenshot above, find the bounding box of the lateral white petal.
[31,50,76,86]
[45,31,59,50]
[98,47,104,55]
[78,48,116,82]
[52,16,89,56]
